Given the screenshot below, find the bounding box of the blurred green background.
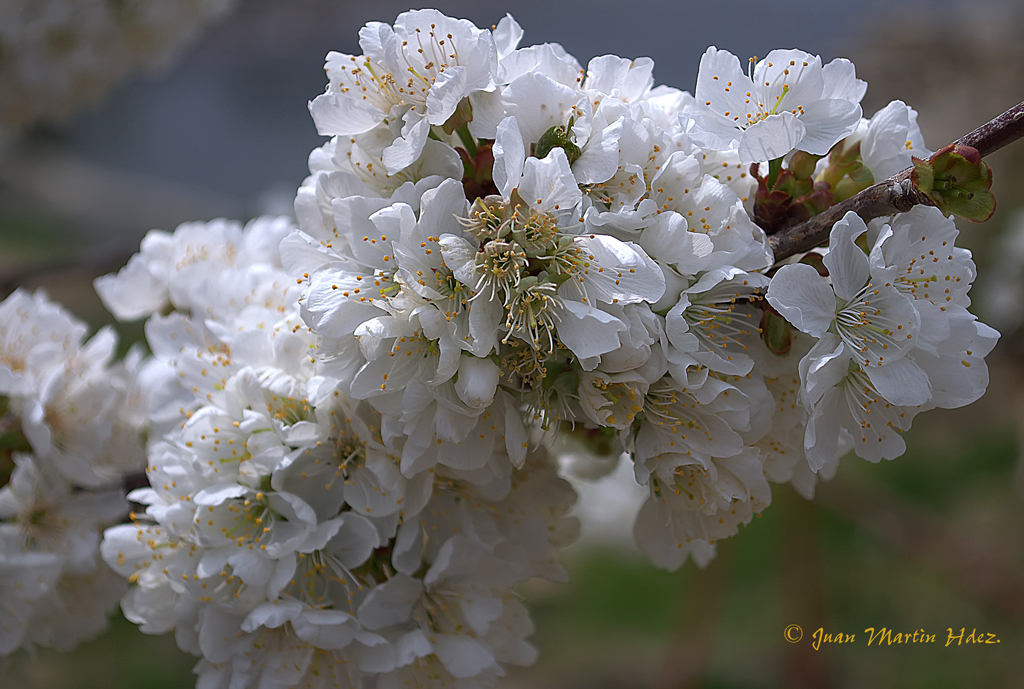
[3,1,1024,687]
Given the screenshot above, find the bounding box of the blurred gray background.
[4,0,1020,261]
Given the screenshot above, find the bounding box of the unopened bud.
[760,304,792,355]
[454,355,500,409]
[789,151,821,180]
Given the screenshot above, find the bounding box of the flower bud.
[454,355,500,409]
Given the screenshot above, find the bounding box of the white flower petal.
[798,98,862,155]
[866,356,931,407]
[766,263,836,337]
[493,116,525,201]
[738,112,806,164]
[554,300,627,360]
[823,211,870,302]
[519,146,581,214]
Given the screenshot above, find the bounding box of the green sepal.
[774,169,815,199]
[0,428,31,453]
[0,456,13,491]
[514,275,540,292]
[442,97,475,137]
[752,163,835,234]
[767,156,784,188]
[534,124,582,165]
[799,182,836,216]
[551,370,580,397]
[759,304,792,355]
[0,401,30,490]
[0,405,31,455]
[912,144,995,222]
[821,139,865,187]
[460,141,498,200]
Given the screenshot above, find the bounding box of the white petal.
[493,116,525,201]
[766,263,836,337]
[823,211,870,301]
[242,601,303,632]
[292,610,358,650]
[821,58,867,102]
[426,66,469,125]
[574,234,665,305]
[94,254,168,321]
[492,14,524,59]
[433,635,496,678]
[309,92,384,136]
[382,114,431,173]
[866,356,931,407]
[357,574,422,630]
[554,300,627,360]
[519,146,581,214]
[453,355,499,409]
[738,112,806,164]
[798,99,862,155]
[804,388,844,472]
[438,234,480,286]
[694,47,751,120]
[502,72,579,144]
[573,116,622,185]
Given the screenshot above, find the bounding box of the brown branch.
[769,99,1024,263]
[956,99,1024,157]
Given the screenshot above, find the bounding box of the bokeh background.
[2,0,1024,687]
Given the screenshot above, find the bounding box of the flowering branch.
[2,11,1011,682]
[769,99,1024,263]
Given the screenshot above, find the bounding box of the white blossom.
[691,47,865,163]
[0,10,1003,685]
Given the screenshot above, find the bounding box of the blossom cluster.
[92,215,578,686]
[0,8,1001,688]
[280,9,991,572]
[0,290,145,655]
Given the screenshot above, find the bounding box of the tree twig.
[769,100,1024,263]
[956,99,1024,157]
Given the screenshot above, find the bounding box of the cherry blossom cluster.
[0,8,1001,687]
[92,215,578,686]
[0,290,146,655]
[282,9,994,573]
[0,0,237,131]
